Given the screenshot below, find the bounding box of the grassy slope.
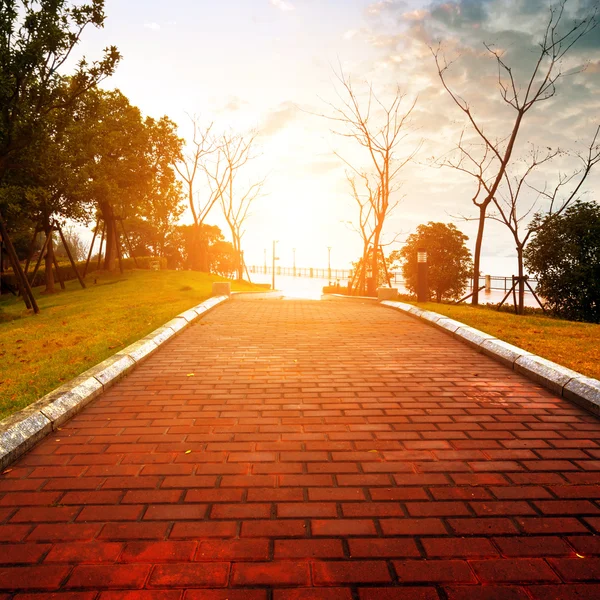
[0,270,258,418]
[414,302,600,381]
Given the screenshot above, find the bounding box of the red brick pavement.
[1,296,600,598]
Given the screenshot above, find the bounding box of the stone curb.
[0,295,229,470]
[380,300,600,417]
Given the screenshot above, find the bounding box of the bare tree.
[175,115,226,270]
[490,128,600,313]
[207,131,265,281]
[322,68,419,293]
[433,0,599,305]
[346,172,377,294]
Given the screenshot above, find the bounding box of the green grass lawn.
[412,301,600,381]
[0,270,259,419]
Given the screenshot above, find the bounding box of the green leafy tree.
[73,89,181,272]
[163,223,236,275]
[400,222,473,302]
[525,202,600,323]
[4,98,96,292]
[135,116,184,257]
[0,0,120,181]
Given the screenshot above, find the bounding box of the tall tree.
[135,116,184,258]
[75,89,151,271]
[0,0,120,181]
[209,131,265,281]
[433,0,598,305]
[12,99,93,292]
[489,129,600,313]
[322,69,419,293]
[0,0,119,298]
[346,172,378,294]
[175,115,225,271]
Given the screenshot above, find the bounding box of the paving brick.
[196,539,270,561]
[66,564,150,588]
[231,562,310,586]
[99,592,183,600]
[241,520,306,537]
[149,563,229,587]
[494,536,572,557]
[0,542,51,564]
[275,590,353,600]
[120,541,196,562]
[185,593,266,600]
[381,518,447,536]
[99,522,169,540]
[471,558,561,583]
[444,586,529,599]
[275,538,344,558]
[348,538,421,557]
[393,559,476,582]
[0,566,71,590]
[548,557,600,581]
[170,521,237,539]
[311,519,377,536]
[422,537,498,557]
[358,589,440,600]
[312,560,392,584]
[45,542,123,563]
[528,584,600,599]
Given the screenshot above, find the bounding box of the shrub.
[525,201,600,323]
[400,222,473,302]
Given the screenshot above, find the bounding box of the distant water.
[248,273,542,308]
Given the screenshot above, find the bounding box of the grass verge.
[0,270,259,419]
[412,301,600,381]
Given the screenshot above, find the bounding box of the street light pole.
[327,246,332,281]
[417,248,428,302]
[263,248,267,274]
[272,240,279,291]
[293,248,296,277]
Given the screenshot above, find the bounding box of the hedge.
[1,256,168,290]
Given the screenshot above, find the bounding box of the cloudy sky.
[74,0,600,274]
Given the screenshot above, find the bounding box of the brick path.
[1,297,600,599]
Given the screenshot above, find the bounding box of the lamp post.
[327,246,332,281]
[263,248,267,274]
[293,248,296,277]
[417,248,428,303]
[272,240,279,291]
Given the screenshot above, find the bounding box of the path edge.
[0,295,229,470]
[380,300,600,417]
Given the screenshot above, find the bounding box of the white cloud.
[270,0,294,11]
[143,22,161,31]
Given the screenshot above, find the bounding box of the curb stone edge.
[0,295,229,470]
[380,299,600,417]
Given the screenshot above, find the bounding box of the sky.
[72,0,600,274]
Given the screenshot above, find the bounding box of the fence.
[248,265,537,292]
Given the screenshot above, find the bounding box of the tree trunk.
[101,202,118,272]
[517,244,525,315]
[371,228,382,295]
[234,234,243,281]
[188,223,202,271]
[359,242,369,295]
[471,204,487,306]
[199,228,209,272]
[43,216,56,294]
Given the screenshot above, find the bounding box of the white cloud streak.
[270,0,294,12]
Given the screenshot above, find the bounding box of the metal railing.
[248,265,539,296]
